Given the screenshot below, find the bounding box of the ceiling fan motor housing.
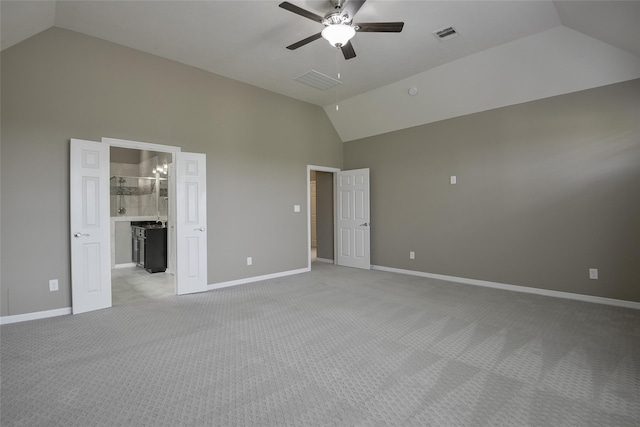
[329,0,346,10]
[323,12,352,26]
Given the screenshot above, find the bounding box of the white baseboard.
[115,263,136,269]
[315,258,334,264]
[8,266,633,325]
[207,267,310,291]
[0,307,72,325]
[372,265,640,310]
[2,268,311,324]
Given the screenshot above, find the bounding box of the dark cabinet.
[132,223,167,273]
[144,227,167,273]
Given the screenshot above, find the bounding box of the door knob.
[359,223,369,227]
[194,227,205,231]
[74,232,90,238]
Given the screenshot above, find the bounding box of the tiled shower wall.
[138,157,167,218]
[110,158,168,218]
[111,162,139,217]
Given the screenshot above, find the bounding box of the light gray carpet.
[1,263,639,426]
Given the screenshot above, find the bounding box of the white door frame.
[306,165,340,270]
[102,137,180,292]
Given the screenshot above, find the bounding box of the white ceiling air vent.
[433,26,459,41]
[294,70,341,91]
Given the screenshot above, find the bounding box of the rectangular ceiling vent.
[433,26,459,41]
[294,70,341,91]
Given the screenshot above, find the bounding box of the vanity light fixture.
[152,163,169,175]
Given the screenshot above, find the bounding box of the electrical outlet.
[409,251,415,260]
[49,279,59,291]
[589,268,598,280]
[450,176,457,185]
[247,257,252,266]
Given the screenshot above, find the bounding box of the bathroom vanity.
[132,221,167,273]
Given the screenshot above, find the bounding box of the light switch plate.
[450,176,457,185]
[294,205,301,212]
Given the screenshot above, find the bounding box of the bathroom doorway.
[71,137,207,314]
[110,146,175,305]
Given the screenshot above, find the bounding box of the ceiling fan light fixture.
[321,24,356,47]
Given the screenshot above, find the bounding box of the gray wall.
[111,147,140,165]
[115,222,132,265]
[344,79,640,302]
[1,27,343,316]
[316,171,334,260]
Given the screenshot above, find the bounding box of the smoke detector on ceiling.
[433,26,459,41]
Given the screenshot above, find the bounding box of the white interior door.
[70,139,112,314]
[176,152,207,294]
[337,168,370,269]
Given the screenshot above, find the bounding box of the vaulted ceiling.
[2,1,639,141]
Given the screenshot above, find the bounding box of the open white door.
[70,139,112,314]
[176,152,207,294]
[337,168,370,269]
[167,162,177,275]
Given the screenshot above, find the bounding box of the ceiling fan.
[279,0,404,60]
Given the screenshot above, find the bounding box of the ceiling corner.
[553,0,640,58]
[1,0,56,51]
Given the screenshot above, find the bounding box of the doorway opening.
[108,141,178,305]
[71,138,208,314]
[307,165,339,269]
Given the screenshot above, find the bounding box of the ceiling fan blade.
[341,0,366,21]
[279,2,324,23]
[286,32,323,50]
[341,41,356,60]
[356,22,405,33]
